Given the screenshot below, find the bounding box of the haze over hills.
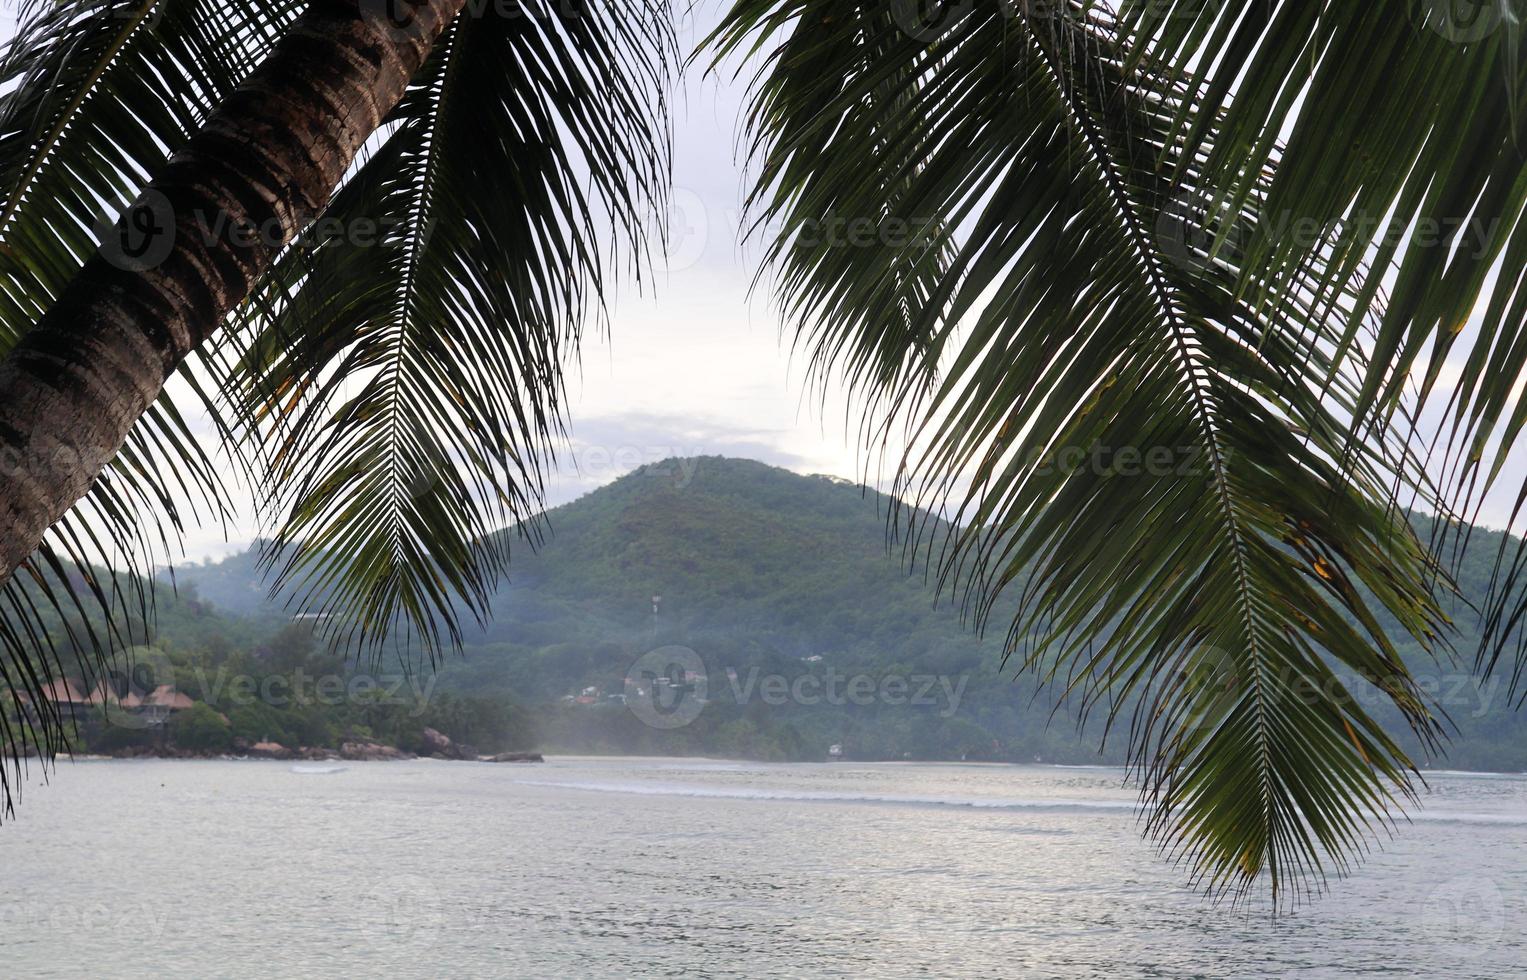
[168,457,1527,769]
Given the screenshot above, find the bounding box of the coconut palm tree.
[0,0,675,781]
[0,0,1523,906]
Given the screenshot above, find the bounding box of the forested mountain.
[153,457,1527,769]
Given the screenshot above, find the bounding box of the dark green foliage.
[167,458,1527,772]
[0,0,310,814]
[170,703,231,753]
[230,0,677,663]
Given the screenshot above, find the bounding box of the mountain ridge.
[165,456,1527,768]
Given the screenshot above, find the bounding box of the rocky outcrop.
[339,741,415,762]
[86,736,501,762]
[420,726,481,761]
[420,726,456,759]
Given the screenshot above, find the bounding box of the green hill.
[156,456,1527,769]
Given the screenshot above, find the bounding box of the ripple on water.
[0,758,1522,978]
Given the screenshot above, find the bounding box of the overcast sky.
[540,8,873,507]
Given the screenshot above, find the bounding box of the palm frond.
[0,0,303,804]
[1112,0,1527,680]
[225,0,675,663]
[714,0,1451,904]
[0,0,677,807]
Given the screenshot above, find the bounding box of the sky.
[539,7,873,507]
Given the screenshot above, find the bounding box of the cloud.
[545,411,814,506]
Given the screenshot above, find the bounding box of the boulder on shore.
[421,727,453,755]
[483,751,544,764]
[297,746,341,761]
[420,726,473,760]
[248,741,294,760]
[339,741,414,761]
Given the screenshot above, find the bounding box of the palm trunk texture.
[0,0,467,586]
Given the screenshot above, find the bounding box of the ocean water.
[1,757,1523,978]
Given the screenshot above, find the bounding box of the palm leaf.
[1112,0,1527,681]
[0,0,676,807]
[713,0,1452,904]
[222,0,675,663]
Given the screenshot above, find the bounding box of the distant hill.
[165,457,1527,769]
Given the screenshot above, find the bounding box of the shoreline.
[34,752,1527,779]
[25,748,547,765]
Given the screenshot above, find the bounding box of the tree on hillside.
[0,0,1526,905]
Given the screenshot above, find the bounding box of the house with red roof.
[37,678,91,723]
[141,685,195,725]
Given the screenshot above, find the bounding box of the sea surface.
[1,757,1524,978]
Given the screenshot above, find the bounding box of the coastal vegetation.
[13,459,1527,772]
[3,617,534,760]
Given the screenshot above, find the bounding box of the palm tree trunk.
[0,0,466,586]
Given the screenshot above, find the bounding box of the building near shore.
[141,685,195,726]
[36,679,91,724]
